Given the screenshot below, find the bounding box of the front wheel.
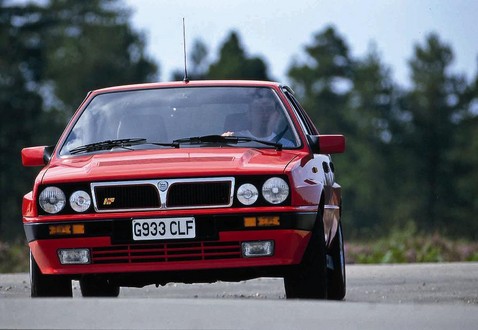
[284,213,327,299]
[326,222,346,300]
[30,251,72,297]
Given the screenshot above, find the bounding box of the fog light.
[58,249,90,265]
[242,241,274,258]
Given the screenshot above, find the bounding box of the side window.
[284,90,318,135]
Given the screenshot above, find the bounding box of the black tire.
[30,251,72,297]
[80,277,120,297]
[284,213,327,299]
[327,222,346,300]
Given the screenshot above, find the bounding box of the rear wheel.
[80,277,120,297]
[326,222,346,300]
[30,252,72,297]
[284,213,327,299]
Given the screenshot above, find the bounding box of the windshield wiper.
[173,135,282,150]
[69,138,181,154]
[69,138,147,154]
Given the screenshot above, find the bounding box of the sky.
[123,0,478,87]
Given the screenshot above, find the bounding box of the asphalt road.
[1,263,477,329]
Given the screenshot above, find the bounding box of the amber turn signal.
[244,216,280,228]
[49,224,85,236]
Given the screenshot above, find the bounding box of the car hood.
[42,148,301,183]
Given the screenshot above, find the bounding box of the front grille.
[91,241,242,264]
[94,184,160,211]
[91,177,234,212]
[167,181,231,207]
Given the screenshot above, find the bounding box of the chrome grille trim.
[91,177,235,212]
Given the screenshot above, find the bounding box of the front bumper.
[25,212,316,276]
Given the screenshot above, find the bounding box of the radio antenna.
[182,18,189,83]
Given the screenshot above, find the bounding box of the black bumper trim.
[24,212,317,243]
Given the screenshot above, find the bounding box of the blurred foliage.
[172,31,270,81]
[207,31,270,80]
[0,0,158,240]
[345,223,478,264]
[0,240,29,273]
[287,27,478,240]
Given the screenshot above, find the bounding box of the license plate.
[132,217,196,241]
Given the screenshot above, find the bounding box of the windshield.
[59,86,300,156]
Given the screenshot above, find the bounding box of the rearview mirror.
[307,135,345,154]
[21,145,54,167]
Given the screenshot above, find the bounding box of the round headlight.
[69,190,91,213]
[262,177,289,204]
[39,187,66,214]
[237,183,259,205]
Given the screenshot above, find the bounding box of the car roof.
[91,80,284,95]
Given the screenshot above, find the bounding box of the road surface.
[1,263,477,329]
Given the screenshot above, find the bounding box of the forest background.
[1,0,478,270]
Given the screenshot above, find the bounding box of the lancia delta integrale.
[21,80,346,299]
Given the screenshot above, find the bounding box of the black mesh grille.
[94,184,160,211]
[92,178,233,212]
[167,181,231,207]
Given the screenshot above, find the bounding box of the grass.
[0,239,29,273]
[345,223,478,264]
[1,225,477,273]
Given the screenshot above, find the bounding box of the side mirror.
[21,146,54,167]
[307,135,345,154]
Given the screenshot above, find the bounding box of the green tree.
[173,31,271,81]
[172,38,210,81]
[452,116,478,239]
[288,26,353,134]
[207,31,270,80]
[0,0,158,240]
[0,2,48,239]
[402,34,468,234]
[448,69,478,239]
[41,0,158,114]
[343,46,401,235]
[288,26,370,235]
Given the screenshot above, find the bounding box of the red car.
[21,80,346,299]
